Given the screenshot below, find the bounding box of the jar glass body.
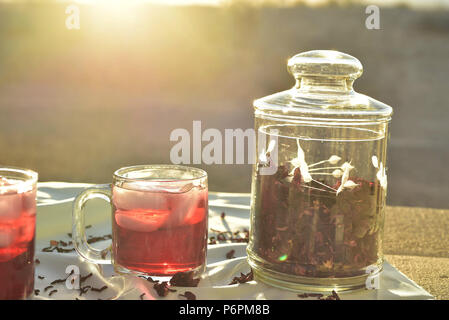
[247,51,392,292]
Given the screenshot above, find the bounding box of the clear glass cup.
[72,165,208,277]
[0,167,38,299]
[247,50,393,292]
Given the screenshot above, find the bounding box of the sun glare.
[73,0,147,34]
[70,0,223,6]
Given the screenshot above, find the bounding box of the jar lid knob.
[288,50,363,81]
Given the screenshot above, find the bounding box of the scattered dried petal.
[48,289,58,297]
[44,285,54,292]
[228,270,253,285]
[331,290,341,300]
[79,285,91,296]
[226,249,235,259]
[170,271,200,287]
[50,278,66,285]
[179,291,196,300]
[90,285,108,293]
[80,273,93,284]
[59,240,68,247]
[146,276,158,283]
[153,281,170,297]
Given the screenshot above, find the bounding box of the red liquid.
[111,184,208,275]
[0,186,36,300]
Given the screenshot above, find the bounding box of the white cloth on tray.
[32,182,433,300]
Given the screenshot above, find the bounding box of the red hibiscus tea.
[0,168,37,300]
[111,166,208,276]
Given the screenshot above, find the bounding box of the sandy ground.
[386,255,449,300]
[0,3,448,208]
[384,206,449,299]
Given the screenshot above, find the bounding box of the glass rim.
[0,166,38,191]
[113,164,207,184]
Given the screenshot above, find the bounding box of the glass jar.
[247,50,393,292]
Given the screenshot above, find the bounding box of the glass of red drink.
[0,167,37,300]
[72,165,208,277]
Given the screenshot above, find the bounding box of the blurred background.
[0,0,448,208]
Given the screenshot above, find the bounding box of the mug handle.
[72,187,112,264]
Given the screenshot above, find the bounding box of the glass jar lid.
[254,50,393,124]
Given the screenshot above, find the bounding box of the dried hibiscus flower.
[179,291,196,300]
[249,141,385,279]
[228,270,253,285]
[153,281,170,297]
[226,249,236,259]
[170,271,200,287]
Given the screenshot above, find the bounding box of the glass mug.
[0,167,38,299]
[72,165,208,277]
